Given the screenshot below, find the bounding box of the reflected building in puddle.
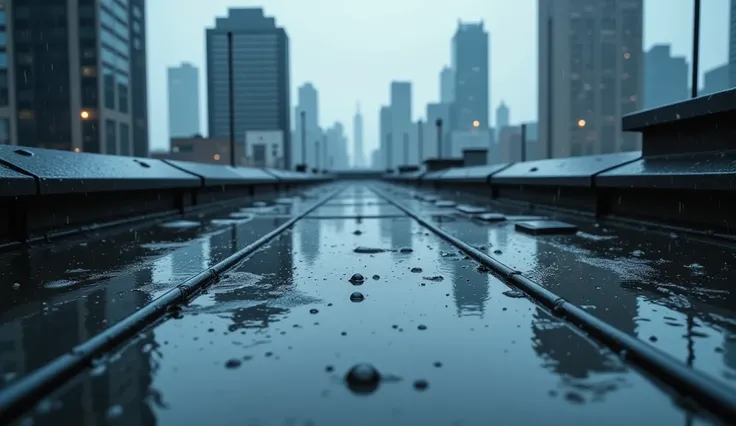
[445,224,490,317]
[298,219,321,266]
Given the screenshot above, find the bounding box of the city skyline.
[149,0,733,161]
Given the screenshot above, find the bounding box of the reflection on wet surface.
[0,191,322,389]
[390,185,736,390]
[19,185,715,425]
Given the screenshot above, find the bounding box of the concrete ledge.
[0,145,199,194]
[596,151,736,190]
[0,147,331,250]
[492,152,641,187]
[439,163,511,184]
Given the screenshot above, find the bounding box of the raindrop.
[107,405,124,419]
[341,331,347,336]
[372,274,380,280]
[502,290,526,299]
[325,365,335,372]
[423,275,444,282]
[413,380,429,391]
[345,363,381,395]
[354,247,387,254]
[493,249,503,255]
[565,392,585,404]
[349,273,365,284]
[12,282,20,290]
[433,362,442,368]
[399,247,413,253]
[353,230,362,235]
[649,335,658,342]
[410,267,423,273]
[417,324,427,330]
[350,292,365,302]
[265,351,273,357]
[310,308,319,314]
[225,359,242,369]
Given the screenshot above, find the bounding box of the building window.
[0,118,9,144]
[105,119,116,154]
[81,66,97,77]
[119,123,130,155]
[103,67,115,109]
[117,72,129,113]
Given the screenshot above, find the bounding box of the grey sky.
[148,0,731,157]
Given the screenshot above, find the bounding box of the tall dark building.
[206,8,291,168]
[644,45,688,109]
[3,0,147,156]
[451,21,489,132]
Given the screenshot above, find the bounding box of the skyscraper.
[644,45,688,109]
[538,0,643,158]
[353,103,364,167]
[379,105,391,169]
[294,82,319,167]
[325,122,348,169]
[2,0,148,156]
[451,21,489,131]
[729,0,736,88]
[206,8,290,168]
[496,101,509,129]
[168,63,200,138]
[440,66,455,103]
[389,81,411,168]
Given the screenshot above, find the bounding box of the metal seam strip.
[372,185,736,422]
[0,186,342,424]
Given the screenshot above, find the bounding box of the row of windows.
[102,46,129,73]
[101,27,130,58]
[105,118,131,155]
[101,0,129,24]
[101,8,129,40]
[103,66,129,113]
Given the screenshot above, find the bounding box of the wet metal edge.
[0,187,342,424]
[371,185,736,422]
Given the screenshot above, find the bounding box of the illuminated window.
[213,154,221,161]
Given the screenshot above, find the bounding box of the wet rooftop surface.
[1,183,732,425]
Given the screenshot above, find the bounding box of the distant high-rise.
[425,103,451,159]
[325,122,348,169]
[294,82,319,167]
[389,81,412,168]
[539,0,643,158]
[168,63,200,139]
[644,45,688,109]
[2,0,148,156]
[729,0,736,88]
[496,102,509,129]
[440,66,455,103]
[700,64,730,96]
[379,106,392,169]
[353,103,364,167]
[206,8,290,168]
[451,21,489,132]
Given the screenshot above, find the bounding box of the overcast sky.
[147,0,731,157]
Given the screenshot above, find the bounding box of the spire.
[356,101,361,115]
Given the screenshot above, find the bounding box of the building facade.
[451,21,489,132]
[538,0,643,158]
[206,8,290,168]
[378,105,391,169]
[440,65,455,103]
[729,0,736,88]
[167,62,200,138]
[644,45,687,109]
[700,63,730,97]
[389,81,411,168]
[1,0,148,156]
[293,82,319,168]
[353,102,364,167]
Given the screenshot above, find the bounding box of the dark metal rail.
[0,187,342,424]
[372,185,736,422]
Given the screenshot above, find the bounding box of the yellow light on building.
[472,120,480,128]
[577,119,586,127]
[74,147,81,152]
[213,154,221,161]
[80,110,90,119]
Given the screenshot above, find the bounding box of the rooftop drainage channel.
[0,187,343,425]
[372,185,736,422]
